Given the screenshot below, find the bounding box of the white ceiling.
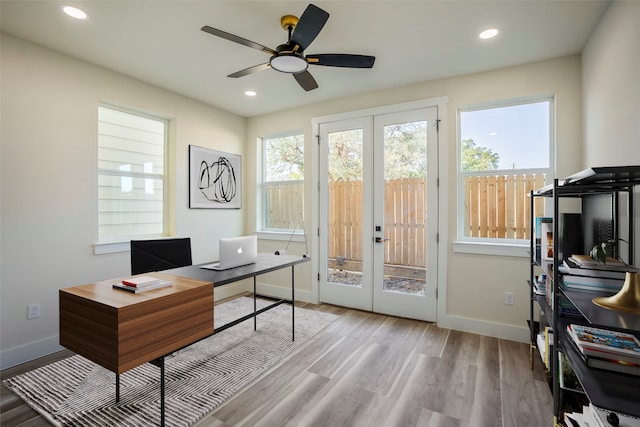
[1,0,609,118]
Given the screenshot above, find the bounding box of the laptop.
[201,235,257,270]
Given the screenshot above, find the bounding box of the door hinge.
[317,273,320,281]
[316,134,320,145]
[317,227,320,237]
[436,119,441,132]
[436,233,439,243]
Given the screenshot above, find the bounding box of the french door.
[318,106,438,321]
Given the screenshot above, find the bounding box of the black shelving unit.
[527,165,640,426]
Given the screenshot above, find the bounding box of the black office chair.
[130,238,193,275]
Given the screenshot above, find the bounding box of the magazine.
[568,324,640,363]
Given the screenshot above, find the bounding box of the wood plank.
[4,301,554,427]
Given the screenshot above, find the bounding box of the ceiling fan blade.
[290,4,329,51]
[201,26,276,55]
[307,54,376,68]
[228,63,271,78]
[293,70,318,91]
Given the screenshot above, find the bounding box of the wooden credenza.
[59,273,214,374]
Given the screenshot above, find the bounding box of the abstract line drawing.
[198,157,237,202]
[189,145,242,209]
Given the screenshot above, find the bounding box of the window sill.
[94,241,130,255]
[452,241,529,258]
[94,236,179,255]
[256,231,307,242]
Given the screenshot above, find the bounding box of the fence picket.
[269,173,545,267]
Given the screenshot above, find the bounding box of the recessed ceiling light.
[479,28,499,40]
[244,90,257,97]
[63,6,88,20]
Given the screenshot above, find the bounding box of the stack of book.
[558,255,635,293]
[113,275,172,293]
[566,324,640,376]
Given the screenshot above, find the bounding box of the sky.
[460,101,550,170]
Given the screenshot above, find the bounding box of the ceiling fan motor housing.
[270,43,308,73]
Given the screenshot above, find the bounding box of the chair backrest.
[130,238,192,275]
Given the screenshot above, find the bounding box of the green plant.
[589,238,629,265]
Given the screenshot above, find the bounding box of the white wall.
[582,0,640,267]
[582,1,640,167]
[247,55,584,342]
[0,34,247,369]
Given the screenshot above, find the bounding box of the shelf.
[561,333,640,418]
[528,165,640,423]
[533,165,640,196]
[561,288,640,332]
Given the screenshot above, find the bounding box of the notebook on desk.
[201,235,257,270]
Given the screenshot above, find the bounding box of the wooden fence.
[266,172,546,266]
[464,173,546,239]
[328,178,427,268]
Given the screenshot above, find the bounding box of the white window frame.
[258,130,305,241]
[454,95,555,257]
[94,104,170,254]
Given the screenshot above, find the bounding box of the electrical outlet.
[504,292,514,305]
[27,303,40,319]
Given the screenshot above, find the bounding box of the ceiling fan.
[201,3,375,91]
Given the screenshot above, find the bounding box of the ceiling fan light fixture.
[270,53,308,73]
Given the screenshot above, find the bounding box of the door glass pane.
[327,129,363,287]
[383,121,427,295]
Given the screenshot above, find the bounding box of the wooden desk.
[59,274,214,374]
[59,253,308,425]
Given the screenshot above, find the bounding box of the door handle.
[375,237,390,243]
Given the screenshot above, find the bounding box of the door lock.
[375,237,390,243]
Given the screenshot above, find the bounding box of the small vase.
[592,272,640,315]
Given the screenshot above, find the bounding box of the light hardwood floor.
[1,301,553,427]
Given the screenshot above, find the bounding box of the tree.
[264,134,304,181]
[383,121,427,179]
[328,129,363,181]
[461,139,500,171]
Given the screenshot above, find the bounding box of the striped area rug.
[3,297,339,426]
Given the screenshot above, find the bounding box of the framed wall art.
[189,145,242,209]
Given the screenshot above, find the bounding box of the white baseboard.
[437,313,530,343]
[214,280,251,301]
[1,335,64,370]
[255,282,315,304]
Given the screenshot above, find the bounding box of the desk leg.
[160,357,165,427]
[291,265,295,342]
[253,276,257,331]
[116,373,120,402]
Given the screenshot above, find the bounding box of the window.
[457,97,552,244]
[97,105,168,243]
[262,132,304,232]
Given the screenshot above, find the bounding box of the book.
[560,274,624,292]
[559,260,629,280]
[569,254,625,267]
[587,354,640,376]
[113,280,172,293]
[567,324,640,364]
[565,330,640,376]
[121,275,160,288]
[535,217,553,264]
